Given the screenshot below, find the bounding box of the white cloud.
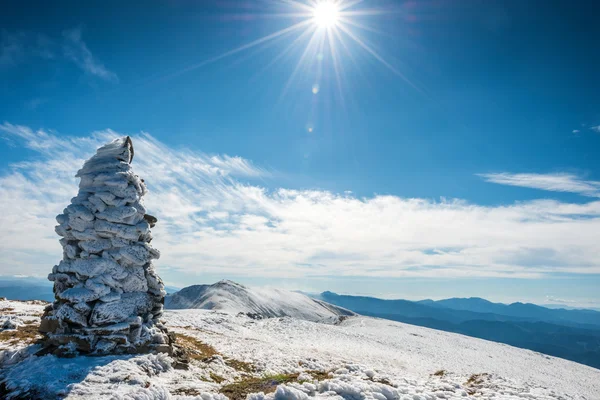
[478,172,600,197]
[591,125,600,134]
[2,123,600,282]
[62,28,118,82]
[572,129,580,134]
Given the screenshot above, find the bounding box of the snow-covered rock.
[165,280,354,323]
[40,137,171,356]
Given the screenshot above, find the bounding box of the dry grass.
[173,389,202,396]
[174,332,256,375]
[465,373,490,395]
[220,373,300,400]
[433,370,446,377]
[224,358,255,374]
[173,333,219,360]
[0,323,42,345]
[305,370,331,381]
[210,372,226,384]
[219,369,334,400]
[466,373,488,386]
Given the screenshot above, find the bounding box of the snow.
[165,281,354,323]
[1,299,598,399]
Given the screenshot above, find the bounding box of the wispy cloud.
[0,31,27,66]
[2,123,600,281]
[478,172,600,198]
[0,28,117,83]
[0,31,56,67]
[591,125,600,134]
[62,28,118,82]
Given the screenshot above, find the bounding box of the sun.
[161,0,414,102]
[312,1,340,28]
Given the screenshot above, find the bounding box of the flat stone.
[39,317,60,333]
[104,334,128,345]
[49,334,93,352]
[90,292,151,325]
[83,322,130,336]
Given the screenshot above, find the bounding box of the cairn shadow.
[1,344,138,400]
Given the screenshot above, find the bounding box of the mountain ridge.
[165,280,354,323]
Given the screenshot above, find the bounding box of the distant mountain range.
[314,291,600,369]
[0,276,180,301]
[0,276,54,302]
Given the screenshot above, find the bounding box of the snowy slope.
[1,299,599,399]
[165,280,354,323]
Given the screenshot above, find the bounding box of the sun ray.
[250,24,319,82]
[326,28,346,107]
[338,16,385,35]
[336,23,422,93]
[339,0,365,11]
[280,27,323,99]
[151,19,313,85]
[338,8,393,17]
[277,0,316,13]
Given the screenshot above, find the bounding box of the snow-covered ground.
[165,281,354,323]
[1,298,599,399]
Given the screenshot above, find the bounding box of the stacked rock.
[40,137,172,356]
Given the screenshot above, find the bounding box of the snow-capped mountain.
[165,280,354,323]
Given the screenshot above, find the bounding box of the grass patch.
[0,323,42,345]
[174,332,257,374]
[220,373,300,400]
[432,370,446,377]
[210,372,226,384]
[465,373,488,386]
[173,333,219,360]
[173,388,203,396]
[305,370,331,381]
[224,358,255,374]
[465,373,490,395]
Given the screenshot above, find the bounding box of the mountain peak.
[165,280,354,323]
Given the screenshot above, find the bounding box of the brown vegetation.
[465,373,490,395]
[220,373,300,400]
[173,332,219,360]
[0,323,42,345]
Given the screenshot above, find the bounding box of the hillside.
[316,291,600,369]
[1,299,600,399]
[165,281,354,323]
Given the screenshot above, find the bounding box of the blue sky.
[1,0,599,307]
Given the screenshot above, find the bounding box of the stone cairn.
[40,137,173,357]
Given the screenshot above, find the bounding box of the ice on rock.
[40,136,172,356]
